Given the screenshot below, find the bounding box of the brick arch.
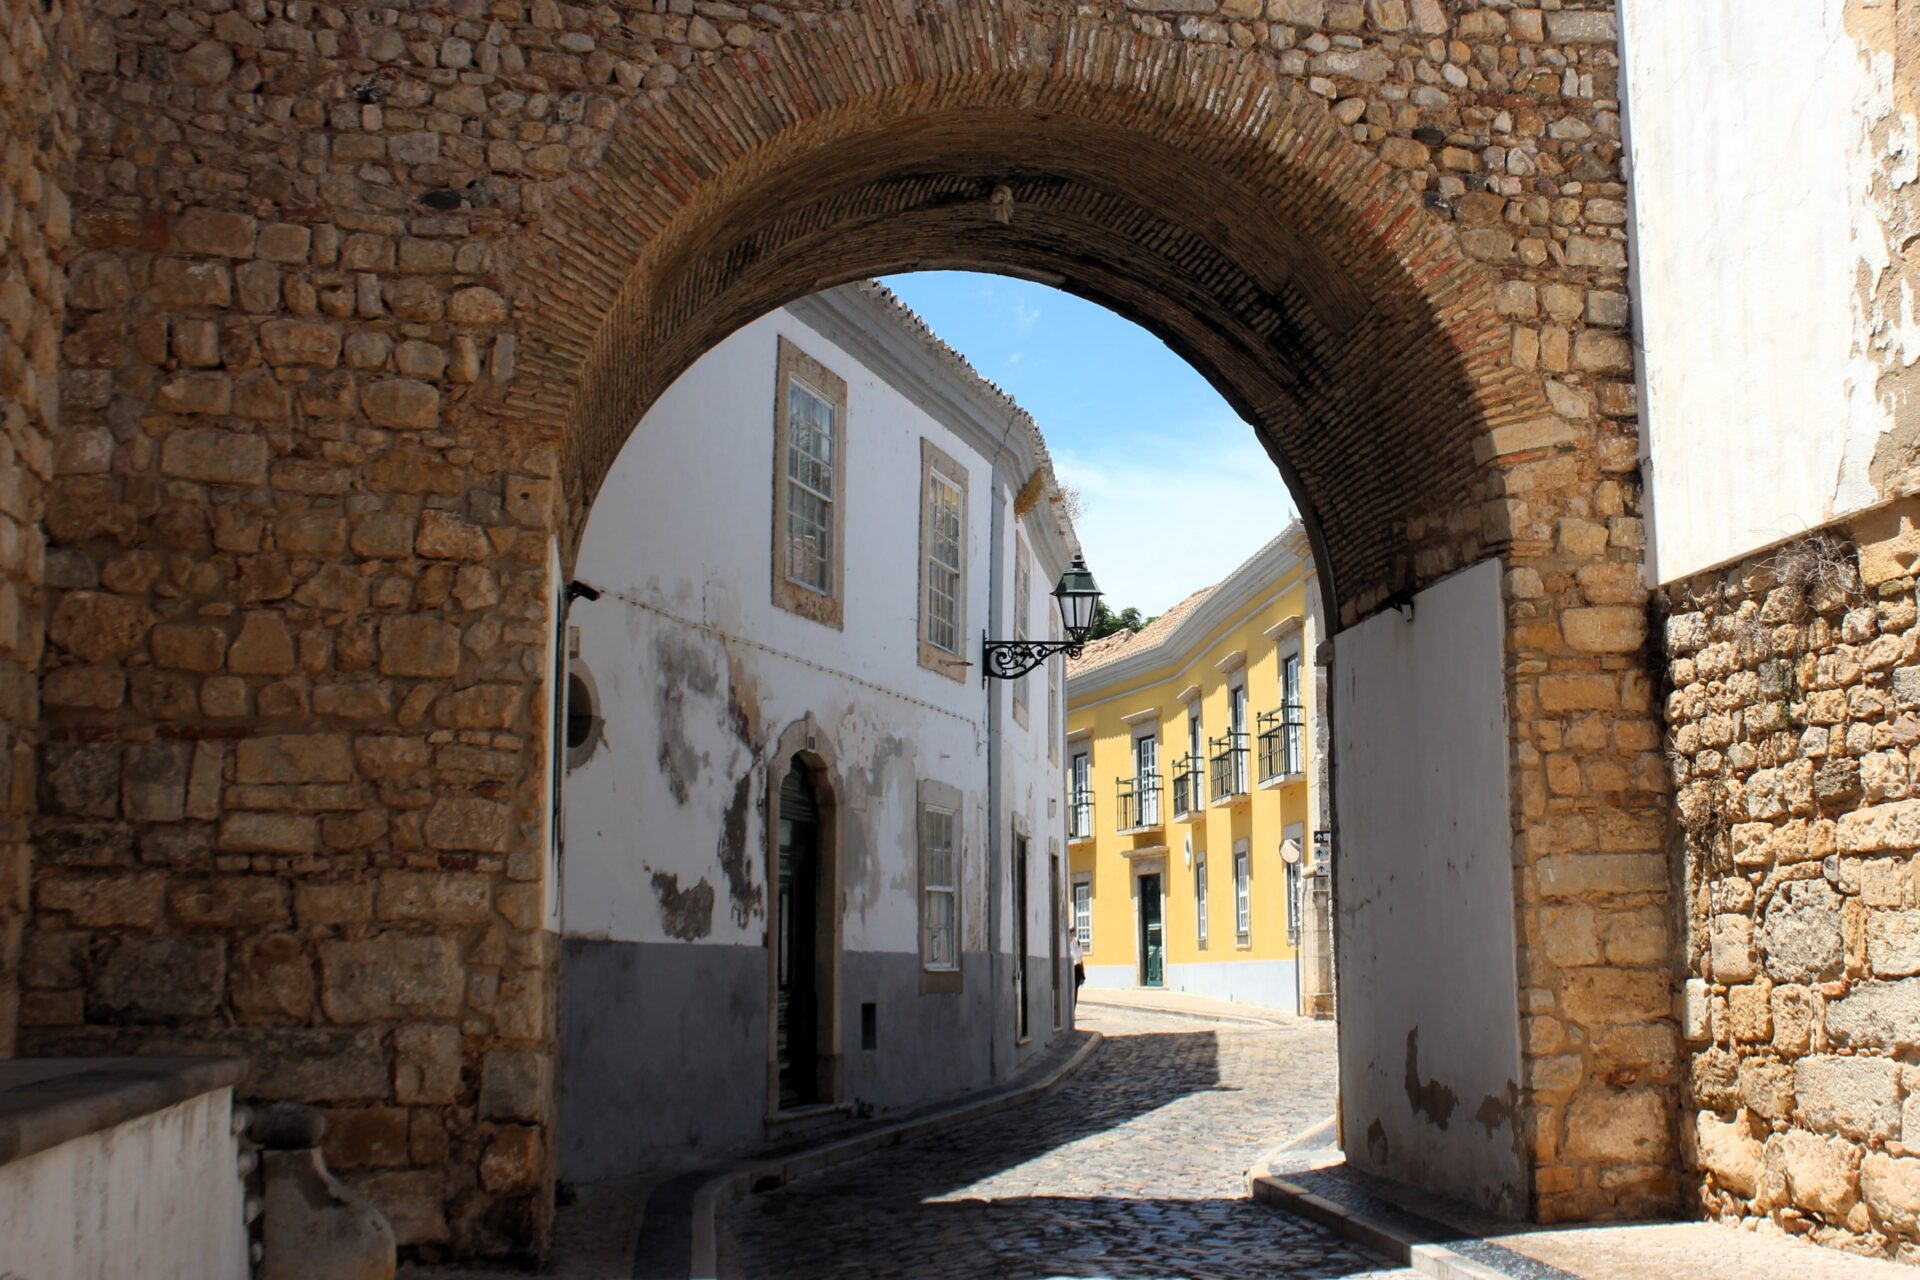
[500,11,1549,625]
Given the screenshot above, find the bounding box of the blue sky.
[881,271,1297,616]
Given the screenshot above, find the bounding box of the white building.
[555,283,1079,1180]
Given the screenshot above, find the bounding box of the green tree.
[1086,602,1152,641]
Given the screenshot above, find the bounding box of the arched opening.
[523,33,1632,1235]
[17,6,1672,1265]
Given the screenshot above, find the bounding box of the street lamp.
[982,553,1103,685]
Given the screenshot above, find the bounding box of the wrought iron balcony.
[1257,702,1305,781]
[1068,786,1094,841]
[1171,754,1205,818]
[1209,732,1249,800]
[1116,773,1164,831]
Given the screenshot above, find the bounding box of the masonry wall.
[1665,498,1920,1260]
[559,302,1070,1179]
[0,0,84,1058]
[10,0,1668,1254]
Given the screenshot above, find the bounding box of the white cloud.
[1051,415,1297,615]
[1014,298,1042,330]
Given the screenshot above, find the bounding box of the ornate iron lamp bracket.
[981,634,1085,686]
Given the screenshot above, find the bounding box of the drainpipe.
[985,466,1009,1081]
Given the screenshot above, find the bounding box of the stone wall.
[8,0,1666,1258]
[0,0,85,1058]
[1665,497,1920,1260]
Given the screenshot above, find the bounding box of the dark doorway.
[1138,873,1164,989]
[1014,833,1031,1042]
[777,762,823,1108]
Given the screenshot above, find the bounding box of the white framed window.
[917,439,968,677]
[1130,729,1159,829]
[1281,651,1304,776]
[925,474,962,647]
[772,337,847,628]
[918,780,964,992]
[1234,840,1251,943]
[1069,749,1092,840]
[1073,878,1092,950]
[1195,849,1209,949]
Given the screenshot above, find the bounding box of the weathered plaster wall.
[1623,0,1920,584]
[0,1085,248,1279]
[560,298,1069,1177]
[0,0,85,1057]
[1664,498,1920,1259]
[1334,559,1529,1216]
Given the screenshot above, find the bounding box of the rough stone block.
[121,741,191,821]
[159,428,266,486]
[1863,1152,1920,1238]
[1778,1128,1859,1220]
[38,872,164,928]
[377,872,493,924]
[1795,1056,1902,1141]
[1759,879,1845,982]
[478,1047,548,1123]
[1695,1111,1763,1198]
[236,734,354,785]
[1562,1087,1670,1164]
[1826,979,1920,1052]
[423,797,508,852]
[89,936,226,1021]
[394,1024,462,1104]
[1868,910,1920,977]
[232,934,317,1022]
[379,616,460,678]
[319,937,463,1022]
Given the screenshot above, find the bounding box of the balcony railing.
[1171,754,1205,817]
[1209,732,1249,800]
[1116,773,1163,831]
[1068,787,1094,841]
[1257,702,1305,781]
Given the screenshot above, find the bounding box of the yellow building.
[1065,527,1329,1014]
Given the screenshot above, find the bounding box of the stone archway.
[25,0,1667,1258]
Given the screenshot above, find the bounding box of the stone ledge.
[0,1056,249,1168]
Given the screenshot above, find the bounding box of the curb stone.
[1246,1159,1520,1280]
[684,1030,1104,1280]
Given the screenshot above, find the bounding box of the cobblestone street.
[718,1005,1416,1279]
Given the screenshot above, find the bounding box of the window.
[1174,703,1203,816]
[772,337,847,628]
[1195,849,1209,949]
[918,780,964,992]
[1073,879,1092,949]
[1012,537,1031,723]
[917,440,968,676]
[1127,731,1160,828]
[1234,842,1251,943]
[1069,750,1092,840]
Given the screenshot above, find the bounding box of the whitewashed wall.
[1623,0,1918,581]
[0,1088,248,1280]
[1332,559,1526,1216]
[557,294,1071,1177]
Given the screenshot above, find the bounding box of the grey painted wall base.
[1078,961,1298,1011]
[1163,959,1298,1011]
[559,940,1065,1182]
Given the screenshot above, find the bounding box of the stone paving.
[717,1004,1417,1279]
